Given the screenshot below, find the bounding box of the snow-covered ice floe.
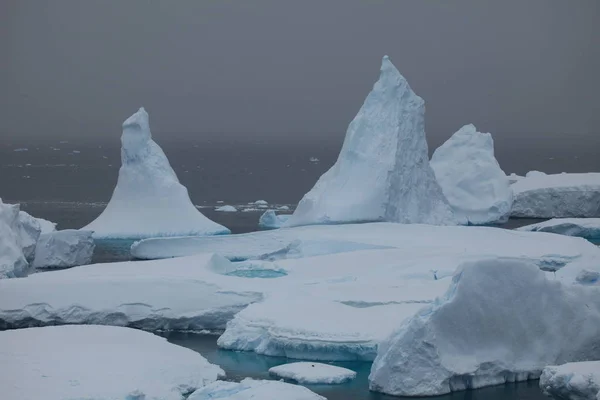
[32,229,94,269]
[215,205,238,212]
[540,362,600,400]
[188,378,325,400]
[431,124,513,225]
[511,172,600,218]
[0,253,262,330]
[368,258,600,397]
[269,362,356,384]
[517,218,600,239]
[0,325,224,400]
[83,107,229,239]
[286,56,457,227]
[258,210,290,229]
[0,200,29,279]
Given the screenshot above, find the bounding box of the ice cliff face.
[287,57,456,227]
[83,108,229,239]
[430,124,513,225]
[0,200,29,279]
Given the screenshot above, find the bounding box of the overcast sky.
[2,0,599,145]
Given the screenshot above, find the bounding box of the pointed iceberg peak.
[121,107,153,163]
[122,107,150,131]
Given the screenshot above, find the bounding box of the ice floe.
[540,361,600,400]
[269,362,356,384]
[517,218,600,239]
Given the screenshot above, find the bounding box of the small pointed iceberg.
[430,124,513,225]
[286,56,456,227]
[83,108,229,239]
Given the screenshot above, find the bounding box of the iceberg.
[0,325,224,400]
[188,378,325,400]
[258,210,290,229]
[83,107,229,239]
[517,218,600,239]
[17,210,42,261]
[32,229,95,269]
[0,200,29,279]
[540,362,600,400]
[215,205,238,212]
[511,172,600,218]
[507,173,524,184]
[286,56,456,227]
[430,124,513,224]
[36,216,57,234]
[269,362,356,384]
[369,258,600,397]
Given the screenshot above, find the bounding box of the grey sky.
[2,0,599,147]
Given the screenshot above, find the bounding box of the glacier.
[269,362,356,384]
[517,218,600,239]
[511,172,600,218]
[286,56,456,227]
[82,107,230,239]
[258,210,290,229]
[369,258,600,397]
[540,362,600,400]
[0,325,224,400]
[188,378,325,400]
[431,124,513,225]
[0,200,29,279]
[32,229,95,269]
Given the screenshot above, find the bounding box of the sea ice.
[17,210,42,261]
[82,107,229,239]
[216,205,238,212]
[258,210,290,229]
[188,378,325,400]
[430,124,512,224]
[517,218,600,239]
[278,205,291,211]
[369,258,600,397]
[511,172,600,218]
[286,56,456,227]
[269,362,356,384]
[32,229,95,269]
[0,325,224,400]
[540,361,600,400]
[253,200,269,207]
[0,200,29,279]
[13,147,28,152]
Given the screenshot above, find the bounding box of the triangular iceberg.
[83,108,230,239]
[286,56,456,227]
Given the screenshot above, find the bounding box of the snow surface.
[286,56,456,227]
[431,124,513,225]
[269,362,356,384]
[0,200,29,279]
[0,325,224,400]
[511,173,600,218]
[216,205,238,212]
[0,253,262,330]
[17,210,42,261]
[188,379,325,400]
[82,107,229,238]
[32,229,95,269]
[369,258,600,397]
[259,210,290,229]
[517,218,600,239]
[540,362,600,400]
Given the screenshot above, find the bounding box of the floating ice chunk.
[259,210,290,229]
[82,107,229,239]
[13,148,28,152]
[287,56,456,227]
[188,378,325,400]
[269,362,356,384]
[215,205,238,212]
[507,173,524,184]
[309,157,320,163]
[278,205,291,211]
[17,211,41,262]
[254,200,269,206]
[511,173,600,218]
[540,362,600,400]
[431,124,513,225]
[72,150,80,154]
[369,258,600,397]
[526,170,547,178]
[0,325,224,400]
[32,230,94,269]
[0,200,28,279]
[517,218,600,239]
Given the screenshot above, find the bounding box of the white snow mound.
[369,258,600,397]
[269,362,357,384]
[0,200,29,279]
[511,172,600,218]
[83,107,229,238]
[431,124,512,224]
[32,229,95,269]
[517,218,600,239]
[540,361,600,400]
[0,325,224,400]
[188,378,325,400]
[286,56,456,227]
